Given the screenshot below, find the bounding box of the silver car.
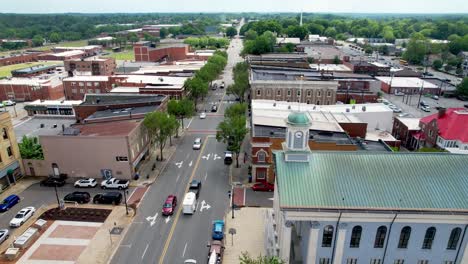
[0,229,9,244]
[193,138,202,150]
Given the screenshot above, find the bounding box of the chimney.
[438,107,446,118]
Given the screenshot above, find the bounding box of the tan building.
[64,56,116,76]
[250,80,338,105]
[0,111,22,188]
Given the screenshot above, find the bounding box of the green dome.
[287,112,310,126]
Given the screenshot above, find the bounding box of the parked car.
[431,95,439,100]
[211,83,217,90]
[212,220,225,240]
[193,138,202,150]
[0,194,20,212]
[392,108,402,113]
[420,101,429,107]
[200,112,206,119]
[93,192,122,205]
[394,91,405,96]
[189,180,202,199]
[422,106,431,112]
[207,240,225,264]
[184,260,197,264]
[101,178,129,190]
[464,104,468,109]
[251,182,275,192]
[0,229,9,244]
[64,192,91,204]
[10,207,35,227]
[398,113,410,118]
[219,82,225,89]
[40,177,66,187]
[2,100,16,106]
[211,105,218,112]
[74,178,97,188]
[224,151,233,165]
[162,195,177,216]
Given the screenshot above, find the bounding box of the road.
[110,21,244,264]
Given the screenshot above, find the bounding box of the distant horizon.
[1,11,468,15]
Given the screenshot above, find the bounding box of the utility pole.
[54,184,60,208]
[122,189,128,215]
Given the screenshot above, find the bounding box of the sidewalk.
[223,207,267,264]
[230,134,251,186]
[0,176,42,199]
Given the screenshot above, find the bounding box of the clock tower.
[283,112,311,162]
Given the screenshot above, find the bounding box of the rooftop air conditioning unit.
[346,108,350,112]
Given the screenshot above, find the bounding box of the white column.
[279,221,292,263]
[306,225,320,264]
[333,224,348,264]
[461,243,468,264]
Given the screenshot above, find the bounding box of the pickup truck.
[188,180,201,199]
[100,178,129,190]
[207,240,224,264]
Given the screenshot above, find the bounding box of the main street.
[110,22,244,264]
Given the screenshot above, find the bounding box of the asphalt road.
[110,22,245,264]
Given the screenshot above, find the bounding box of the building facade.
[62,76,113,100]
[134,42,190,62]
[24,100,82,117]
[0,51,44,67]
[64,57,116,76]
[392,117,421,150]
[0,112,22,188]
[0,75,65,101]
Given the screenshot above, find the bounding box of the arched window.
[256,89,261,96]
[257,151,266,162]
[422,227,436,249]
[349,226,362,248]
[374,226,387,248]
[447,227,462,250]
[398,226,411,249]
[322,225,334,247]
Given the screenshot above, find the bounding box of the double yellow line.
[158,139,208,264]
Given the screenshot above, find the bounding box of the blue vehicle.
[212,220,225,240]
[0,194,20,212]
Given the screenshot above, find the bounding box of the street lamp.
[54,184,60,209]
[228,190,234,219]
[122,189,129,215]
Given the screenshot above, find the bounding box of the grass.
[0,61,63,78]
[102,49,135,61]
[418,147,447,153]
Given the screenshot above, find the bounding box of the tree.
[403,34,429,64]
[167,115,179,145]
[226,26,237,38]
[31,35,44,47]
[225,103,247,118]
[323,27,337,38]
[216,114,248,168]
[239,252,285,264]
[167,98,194,129]
[159,28,169,39]
[19,136,44,160]
[185,77,208,110]
[333,55,341,65]
[457,77,468,97]
[143,112,173,161]
[244,29,258,40]
[127,32,139,44]
[286,25,308,40]
[227,62,249,102]
[49,32,61,43]
[432,59,443,70]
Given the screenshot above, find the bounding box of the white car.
[193,138,202,150]
[10,207,35,227]
[0,229,9,244]
[2,100,16,106]
[200,112,206,119]
[74,178,97,188]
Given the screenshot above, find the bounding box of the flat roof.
[54,45,100,50]
[48,50,85,57]
[11,64,58,74]
[0,74,64,86]
[66,56,111,62]
[14,117,76,142]
[275,151,468,211]
[63,76,110,82]
[81,93,166,106]
[250,67,374,81]
[365,130,397,142]
[309,64,352,72]
[110,87,140,93]
[376,77,439,89]
[276,38,301,44]
[71,120,141,137]
[252,100,392,113]
[132,63,204,75]
[85,105,159,122]
[397,117,421,130]
[118,74,187,87]
[25,100,83,106]
[370,62,389,68]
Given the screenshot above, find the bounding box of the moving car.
[422,106,431,112]
[398,113,410,118]
[224,151,233,165]
[207,240,225,264]
[74,178,97,188]
[101,178,129,189]
[200,112,206,119]
[251,182,274,192]
[183,192,197,215]
[40,177,66,187]
[431,95,439,100]
[10,207,35,227]
[0,194,20,212]
[193,138,202,150]
[189,180,202,199]
[212,220,225,240]
[211,105,218,112]
[93,192,122,205]
[420,101,429,107]
[392,108,402,113]
[162,195,177,216]
[0,229,9,244]
[64,192,91,204]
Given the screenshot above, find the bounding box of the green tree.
[19,136,44,160]
[403,34,429,64]
[127,32,139,44]
[167,115,179,145]
[286,25,308,40]
[239,252,285,264]
[159,28,168,39]
[31,35,44,47]
[432,59,443,70]
[143,111,173,161]
[227,62,249,102]
[226,26,237,38]
[323,27,337,38]
[333,55,341,65]
[49,32,61,43]
[225,102,247,118]
[457,77,468,97]
[185,77,208,110]
[244,29,258,40]
[167,98,194,129]
[216,107,248,168]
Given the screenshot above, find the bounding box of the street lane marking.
[200,200,211,212]
[182,243,188,257]
[204,172,208,182]
[186,117,194,129]
[141,243,149,259]
[158,137,208,264]
[120,244,132,248]
[175,161,183,168]
[165,216,171,223]
[146,212,158,227]
[189,160,193,167]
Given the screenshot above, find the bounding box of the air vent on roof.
[352,105,355,109]
[40,124,44,128]
[273,103,276,107]
[52,124,57,128]
[159,77,164,82]
[362,106,366,112]
[346,108,350,112]
[288,105,291,109]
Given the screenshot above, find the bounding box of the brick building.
[0,51,45,67]
[11,64,59,78]
[134,42,189,62]
[24,100,82,117]
[343,61,390,76]
[64,57,116,76]
[0,111,22,188]
[376,77,440,95]
[52,45,102,57]
[62,76,112,100]
[0,73,65,101]
[38,50,86,61]
[392,117,421,150]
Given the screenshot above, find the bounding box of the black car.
[211,105,218,112]
[189,180,202,199]
[40,177,66,187]
[93,192,122,205]
[64,192,91,204]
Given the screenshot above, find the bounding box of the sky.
[2,0,468,14]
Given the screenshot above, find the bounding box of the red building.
[64,57,116,76]
[0,51,45,67]
[62,76,113,100]
[52,45,102,57]
[134,42,190,62]
[343,61,390,76]
[0,75,64,101]
[38,50,86,61]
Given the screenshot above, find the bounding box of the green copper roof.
[287,112,310,126]
[274,152,468,212]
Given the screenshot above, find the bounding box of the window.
[317,91,322,97]
[322,225,334,247]
[287,90,291,96]
[429,130,433,137]
[6,146,13,157]
[87,82,92,86]
[277,90,281,96]
[417,261,428,264]
[319,258,330,264]
[95,89,101,94]
[71,82,76,86]
[2,128,8,140]
[266,89,271,96]
[72,89,77,94]
[347,258,357,264]
[0,153,2,163]
[94,82,100,87]
[306,100,310,104]
[447,227,462,250]
[257,151,266,162]
[327,91,331,97]
[115,156,128,162]
[88,89,93,93]
[374,226,387,248]
[371,259,382,264]
[316,100,320,105]
[422,227,436,249]
[80,89,85,93]
[307,90,312,97]
[394,260,404,264]
[256,169,266,179]
[256,89,261,96]
[297,90,301,96]
[350,226,362,248]
[79,82,84,87]
[398,226,411,249]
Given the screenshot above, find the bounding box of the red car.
[162,195,177,216]
[251,182,274,192]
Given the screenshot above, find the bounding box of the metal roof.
[274,151,468,212]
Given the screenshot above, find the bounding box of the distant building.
[24,100,82,117]
[377,77,440,95]
[308,34,333,44]
[38,50,86,61]
[276,38,301,45]
[0,51,45,67]
[0,71,66,101]
[64,56,116,76]
[51,45,102,57]
[11,64,60,78]
[62,76,113,100]
[0,111,22,188]
[296,45,346,63]
[134,42,212,63]
[247,53,310,69]
[344,61,391,76]
[460,51,468,77]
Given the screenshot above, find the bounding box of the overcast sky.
[3,0,468,14]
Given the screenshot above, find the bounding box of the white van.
[182,192,197,215]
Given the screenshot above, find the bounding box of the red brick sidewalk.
[233,187,245,207]
[127,186,148,206]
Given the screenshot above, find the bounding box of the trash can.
[134,173,139,180]
[248,174,252,183]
